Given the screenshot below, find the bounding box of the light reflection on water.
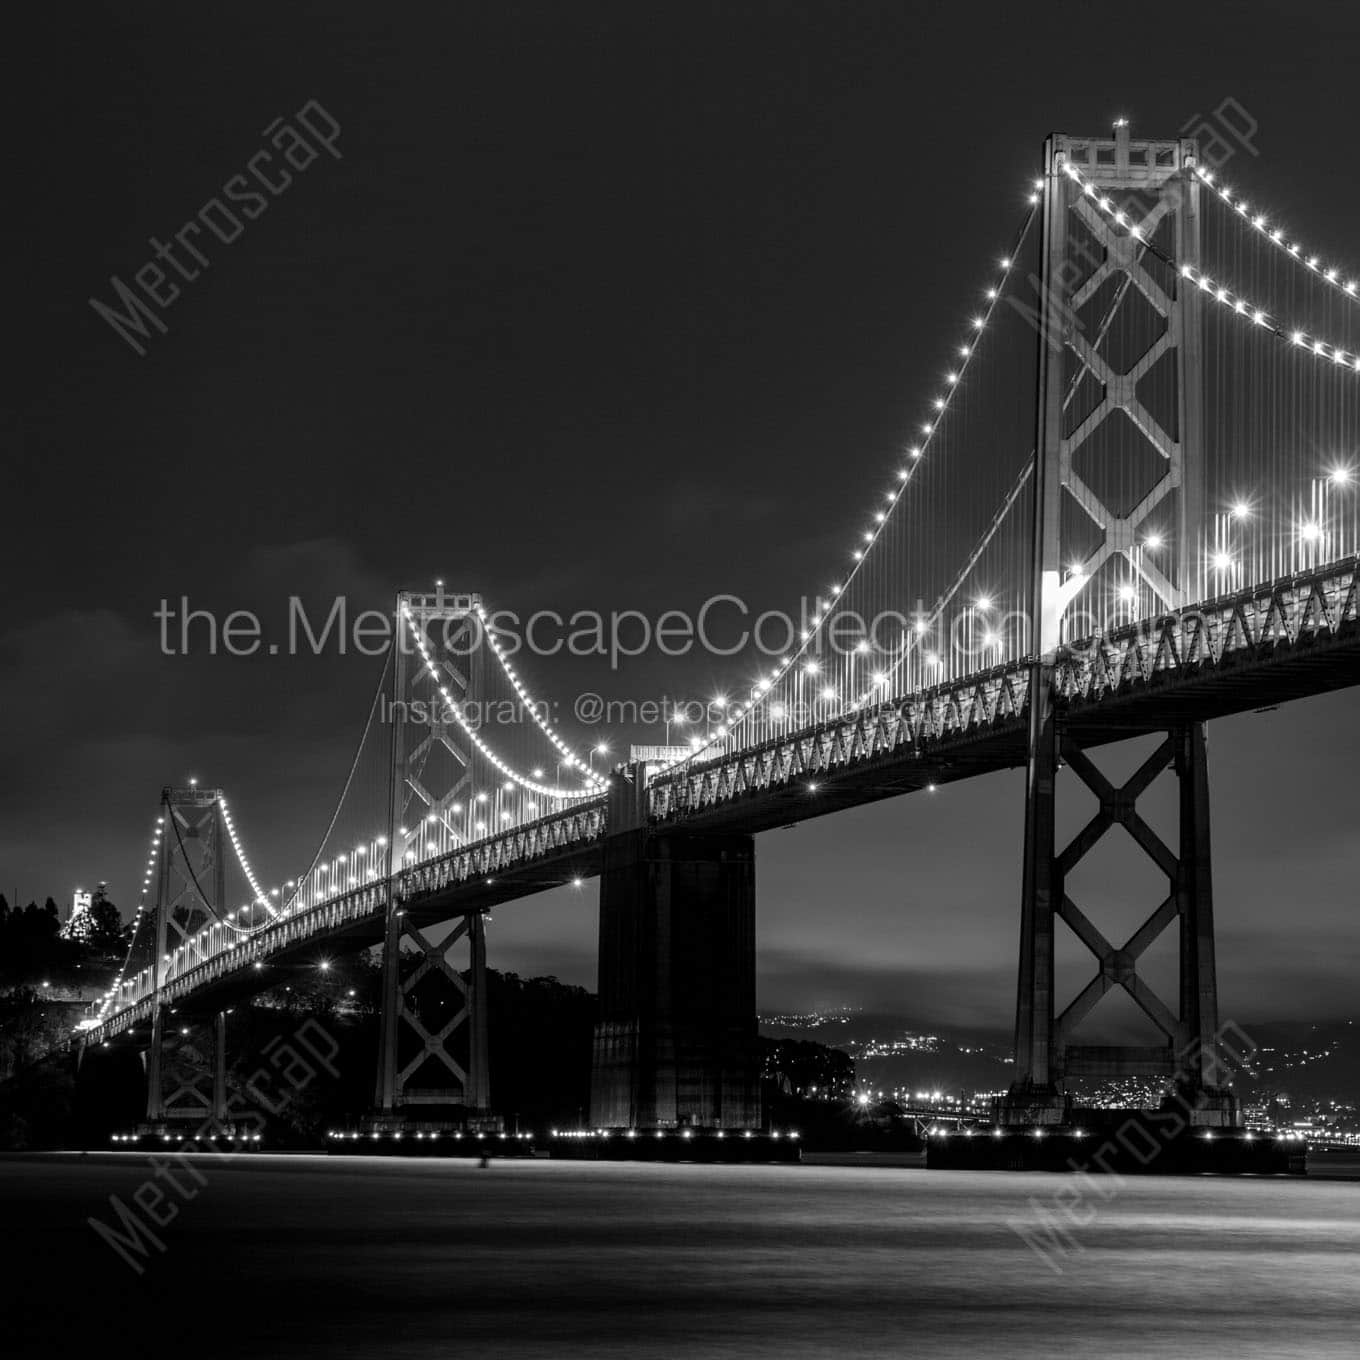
[11,1153,1360,1358]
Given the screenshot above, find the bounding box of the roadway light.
[1330,467,1352,485]
[1231,501,1251,519]
[1144,533,1164,550]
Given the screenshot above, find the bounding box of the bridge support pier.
[590,828,760,1130]
[144,1004,166,1123]
[372,905,491,1122]
[1003,710,1239,1127]
[212,1010,228,1124]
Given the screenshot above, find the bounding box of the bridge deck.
[84,557,1360,1045]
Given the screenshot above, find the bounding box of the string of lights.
[667,192,1041,770]
[217,795,279,919]
[875,455,1036,695]
[473,602,608,790]
[94,813,162,1017]
[1063,161,1360,372]
[1194,164,1359,303]
[403,608,601,800]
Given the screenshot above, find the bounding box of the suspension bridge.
[74,126,1360,1149]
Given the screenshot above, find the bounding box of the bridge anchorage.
[75,118,1358,1171]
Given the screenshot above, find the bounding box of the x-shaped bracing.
[1053,735,1185,1051]
[1061,188,1183,608]
[395,917,472,1091]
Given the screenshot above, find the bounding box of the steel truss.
[1044,725,1232,1117]
[146,786,231,1121]
[375,908,489,1113]
[85,558,1359,1056]
[375,586,491,1118]
[1009,124,1223,1122]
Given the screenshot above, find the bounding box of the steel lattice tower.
[1007,124,1237,1126]
[373,586,491,1121]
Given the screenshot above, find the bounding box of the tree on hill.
[87,888,127,953]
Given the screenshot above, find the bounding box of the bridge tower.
[590,761,761,1131]
[1007,123,1237,1127]
[145,785,232,1126]
[372,586,493,1125]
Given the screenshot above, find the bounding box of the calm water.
[5,1152,1359,1358]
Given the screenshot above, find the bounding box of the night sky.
[6,1,1359,1035]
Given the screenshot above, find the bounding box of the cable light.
[217,795,280,919]
[404,611,601,801]
[663,196,1041,772]
[1194,165,1360,304]
[96,813,162,1018]
[472,603,607,790]
[1063,161,1360,373]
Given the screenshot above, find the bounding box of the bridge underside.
[651,595,1360,839]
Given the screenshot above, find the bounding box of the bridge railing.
[648,556,1360,820]
[84,559,1358,1045]
[647,664,1032,820]
[404,799,608,904]
[85,881,391,1045]
[1052,557,1359,706]
[86,800,611,1042]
